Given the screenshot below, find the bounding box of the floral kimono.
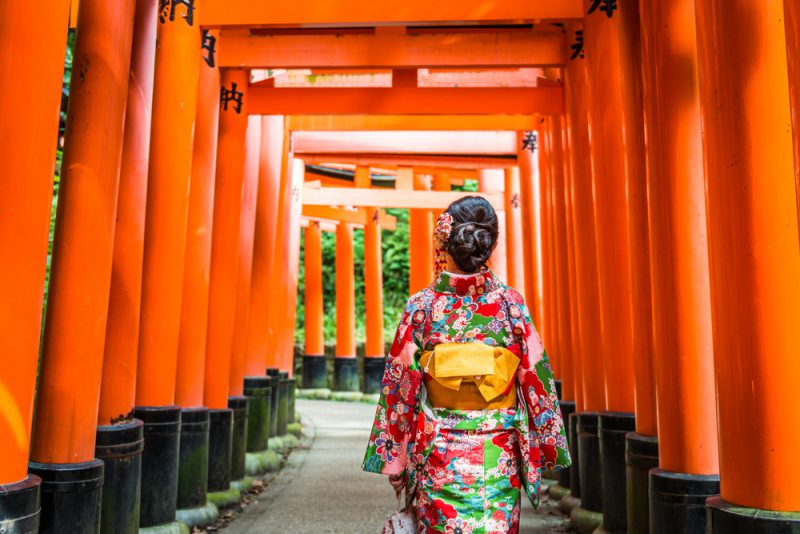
[363,270,570,534]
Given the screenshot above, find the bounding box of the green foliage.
[295,208,410,345]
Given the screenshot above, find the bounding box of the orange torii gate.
[3,2,800,534]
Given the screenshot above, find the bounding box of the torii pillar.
[174,28,221,529]
[204,68,249,500]
[516,132,545,335]
[583,2,647,531]
[95,1,157,532]
[695,1,800,530]
[334,222,359,392]
[29,1,135,532]
[504,167,527,295]
[363,205,386,394]
[638,2,720,533]
[563,22,608,529]
[0,1,70,529]
[409,172,434,294]
[478,170,508,279]
[303,221,327,389]
[134,0,201,528]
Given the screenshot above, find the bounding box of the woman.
[363,196,570,533]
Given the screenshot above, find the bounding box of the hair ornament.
[435,212,454,242]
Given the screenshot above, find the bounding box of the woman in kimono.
[363,196,570,534]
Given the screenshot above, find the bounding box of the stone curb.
[140,520,190,534]
[175,501,219,529]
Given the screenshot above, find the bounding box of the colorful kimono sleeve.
[362,296,424,476]
[507,289,571,471]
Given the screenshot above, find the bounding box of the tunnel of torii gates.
[1,1,800,534]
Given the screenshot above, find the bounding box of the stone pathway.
[223,399,570,533]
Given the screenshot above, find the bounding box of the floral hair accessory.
[435,212,454,242]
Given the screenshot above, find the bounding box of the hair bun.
[443,196,499,272]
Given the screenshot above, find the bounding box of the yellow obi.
[420,343,521,410]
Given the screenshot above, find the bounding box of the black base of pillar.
[577,412,602,513]
[569,412,581,499]
[333,357,359,392]
[133,405,181,528]
[95,419,144,534]
[244,377,271,452]
[555,379,563,400]
[0,474,41,534]
[706,495,800,533]
[276,373,290,435]
[363,357,386,394]
[649,468,719,534]
[207,409,233,493]
[625,432,658,534]
[301,355,327,389]
[228,396,249,481]
[266,368,280,438]
[558,401,576,491]
[287,376,297,424]
[28,459,103,534]
[176,408,209,510]
[599,411,635,533]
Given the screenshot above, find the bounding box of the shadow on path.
[223,399,570,533]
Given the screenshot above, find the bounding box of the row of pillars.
[533,1,800,534]
[301,166,521,395]
[0,2,302,533]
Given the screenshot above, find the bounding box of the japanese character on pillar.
[570,30,585,60]
[201,29,216,68]
[159,0,195,26]
[509,193,521,209]
[220,82,244,114]
[522,131,537,153]
[587,0,617,18]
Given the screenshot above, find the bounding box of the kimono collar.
[432,270,497,297]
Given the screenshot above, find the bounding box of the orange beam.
[98,0,157,424]
[246,116,285,375]
[288,114,536,132]
[303,184,503,210]
[302,153,515,170]
[176,37,220,407]
[696,0,800,511]
[229,117,262,397]
[302,205,397,230]
[32,0,135,462]
[639,0,716,472]
[136,0,201,408]
[293,131,518,156]
[248,86,563,115]
[204,70,250,409]
[202,0,584,27]
[0,0,71,482]
[304,222,325,356]
[220,31,566,69]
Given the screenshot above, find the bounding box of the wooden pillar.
[638,2,720,532]
[28,0,135,529]
[98,0,157,425]
[564,22,606,519]
[302,221,326,389]
[539,117,561,378]
[175,29,221,408]
[229,117,262,397]
[409,173,433,293]
[334,221,359,391]
[0,0,70,489]
[787,1,800,225]
[504,167,526,295]
[363,206,386,394]
[517,132,545,332]
[695,0,800,527]
[478,169,508,279]
[204,69,249,411]
[247,116,285,375]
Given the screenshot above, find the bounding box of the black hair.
[443,196,499,273]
